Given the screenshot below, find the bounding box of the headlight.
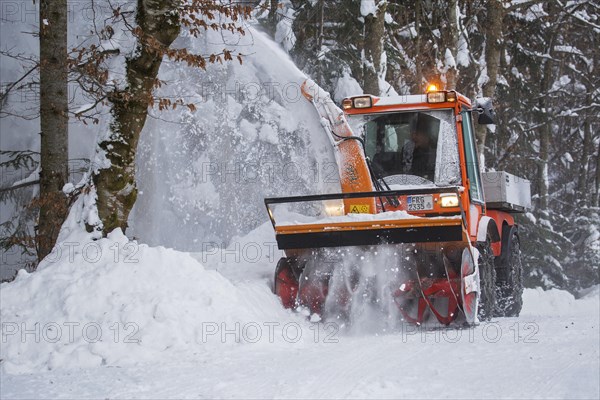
[352,96,372,108]
[439,193,459,208]
[323,199,345,216]
[427,91,446,103]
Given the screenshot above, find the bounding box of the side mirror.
[475,97,496,125]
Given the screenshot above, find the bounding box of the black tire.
[273,257,301,309]
[495,232,524,317]
[477,237,497,321]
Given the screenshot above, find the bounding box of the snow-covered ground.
[1,222,599,399]
[1,6,598,399]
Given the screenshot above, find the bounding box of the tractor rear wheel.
[477,237,497,321]
[495,232,524,317]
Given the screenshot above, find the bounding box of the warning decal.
[349,204,370,214]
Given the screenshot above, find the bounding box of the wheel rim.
[460,247,479,324]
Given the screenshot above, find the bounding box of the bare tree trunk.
[537,55,553,211]
[363,0,387,95]
[268,0,279,35]
[94,0,180,234]
[316,0,324,85]
[595,141,600,207]
[577,115,592,206]
[538,115,550,210]
[38,0,69,260]
[415,0,422,91]
[536,1,561,212]
[444,0,458,90]
[317,0,324,51]
[476,0,502,159]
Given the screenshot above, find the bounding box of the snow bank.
[521,286,600,317]
[195,221,284,283]
[0,224,304,374]
[4,211,597,375]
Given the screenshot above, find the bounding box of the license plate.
[407,195,433,211]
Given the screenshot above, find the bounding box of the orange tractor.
[265,80,530,325]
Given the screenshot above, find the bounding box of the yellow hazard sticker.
[349,204,370,213]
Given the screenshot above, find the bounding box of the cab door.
[460,107,486,240]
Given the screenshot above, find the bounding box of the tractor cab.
[347,108,461,188]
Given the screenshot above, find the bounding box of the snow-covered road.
[2,313,598,399]
[1,227,598,399]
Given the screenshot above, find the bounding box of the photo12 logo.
[2,321,140,344]
[200,321,339,344]
[400,322,540,344]
[0,1,137,24]
[42,241,140,265]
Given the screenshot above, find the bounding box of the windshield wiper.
[365,158,400,209]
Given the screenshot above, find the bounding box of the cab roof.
[342,91,472,115]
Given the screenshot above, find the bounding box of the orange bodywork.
[341,92,493,244]
[267,83,519,325]
[275,216,463,235]
[300,81,376,215]
[271,86,509,251]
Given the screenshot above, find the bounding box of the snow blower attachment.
[265,188,465,250]
[266,188,480,325]
[265,80,530,326]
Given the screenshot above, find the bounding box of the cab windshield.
[347,109,461,187]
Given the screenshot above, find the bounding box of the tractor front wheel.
[274,257,300,309]
[460,248,479,325]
